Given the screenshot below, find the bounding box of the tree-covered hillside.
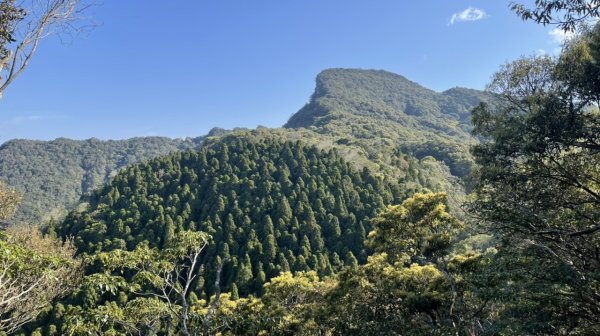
[0,136,204,224]
[0,69,489,225]
[57,135,404,297]
[285,69,493,178]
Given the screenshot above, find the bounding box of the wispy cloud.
[1,114,67,127]
[449,7,488,25]
[549,28,574,44]
[138,126,158,137]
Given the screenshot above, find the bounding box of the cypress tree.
[237,254,253,293]
[264,234,277,262]
[58,136,403,297]
[231,283,239,300]
[345,251,359,268]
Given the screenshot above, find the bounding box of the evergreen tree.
[231,283,239,300]
[58,136,402,296]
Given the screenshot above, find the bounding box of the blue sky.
[0,0,565,142]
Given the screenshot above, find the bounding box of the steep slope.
[210,127,464,211]
[286,68,487,131]
[0,136,204,224]
[58,135,403,295]
[0,68,490,224]
[285,69,492,178]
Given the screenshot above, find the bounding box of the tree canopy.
[511,0,600,31]
[57,136,404,298]
[470,22,600,333]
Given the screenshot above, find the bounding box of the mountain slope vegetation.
[285,69,492,178]
[0,68,489,225]
[4,0,600,332]
[57,135,404,297]
[0,136,204,224]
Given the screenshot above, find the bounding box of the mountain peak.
[285,68,481,130]
[310,68,431,101]
[283,68,493,178]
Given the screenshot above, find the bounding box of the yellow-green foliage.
[0,180,20,221]
[367,192,463,264]
[0,226,80,335]
[195,271,333,336]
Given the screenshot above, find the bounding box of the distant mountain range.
[0,137,204,223]
[0,68,492,224]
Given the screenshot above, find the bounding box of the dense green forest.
[285,69,493,178]
[58,136,404,296]
[0,136,205,223]
[1,1,600,334]
[0,68,483,226]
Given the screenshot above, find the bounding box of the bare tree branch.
[0,0,94,100]
[203,257,227,336]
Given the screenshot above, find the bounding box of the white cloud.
[449,7,488,25]
[549,28,574,44]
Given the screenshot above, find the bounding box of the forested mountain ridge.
[29,68,494,333]
[56,136,404,297]
[0,136,205,223]
[285,69,493,178]
[0,68,490,225]
[3,0,600,332]
[286,68,483,130]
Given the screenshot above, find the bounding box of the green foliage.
[367,192,463,265]
[0,179,20,221]
[197,193,494,336]
[283,69,494,211]
[511,0,600,31]
[62,231,210,335]
[4,68,507,335]
[0,0,24,61]
[247,270,332,335]
[58,136,402,297]
[0,226,81,334]
[285,69,491,179]
[195,271,333,336]
[326,254,450,336]
[0,136,204,224]
[0,68,488,227]
[324,193,491,335]
[471,24,600,334]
